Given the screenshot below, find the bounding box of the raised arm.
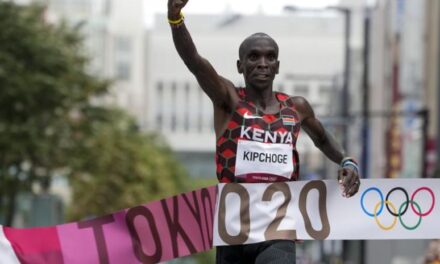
[292,96,360,197]
[167,0,237,112]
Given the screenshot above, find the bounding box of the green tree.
[67,108,188,219]
[0,2,188,225]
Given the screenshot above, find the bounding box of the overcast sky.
[144,0,340,26]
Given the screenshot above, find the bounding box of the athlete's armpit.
[291,96,344,164]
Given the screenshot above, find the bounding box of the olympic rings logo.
[360,187,436,231]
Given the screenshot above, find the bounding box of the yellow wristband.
[168,12,184,25]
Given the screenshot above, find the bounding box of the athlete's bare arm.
[292,96,360,197]
[168,0,238,136]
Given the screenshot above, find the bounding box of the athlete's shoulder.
[275,92,310,108]
[289,96,310,106]
[274,91,291,102]
[288,96,315,120]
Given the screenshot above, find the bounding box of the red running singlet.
[216,88,301,183]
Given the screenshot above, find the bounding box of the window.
[114,36,132,80]
[171,82,177,132]
[184,83,190,132]
[319,85,332,104]
[155,82,163,130]
[198,88,203,133]
[115,63,130,80]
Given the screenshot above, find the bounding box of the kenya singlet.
[216,88,301,183]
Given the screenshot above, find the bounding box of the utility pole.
[421,109,429,178]
[326,7,352,152]
[359,7,371,264]
[361,8,371,179]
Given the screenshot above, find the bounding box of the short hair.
[238,33,279,60]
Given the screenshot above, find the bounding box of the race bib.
[235,140,294,180]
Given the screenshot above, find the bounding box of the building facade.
[43,0,148,128]
[366,0,440,263]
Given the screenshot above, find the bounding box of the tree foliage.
[0,2,188,225]
[67,108,188,219]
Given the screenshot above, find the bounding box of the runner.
[167,0,361,263]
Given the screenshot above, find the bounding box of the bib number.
[235,140,294,179]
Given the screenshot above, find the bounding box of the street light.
[283,5,352,152]
[327,7,352,152]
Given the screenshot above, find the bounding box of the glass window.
[156,82,163,130]
[114,36,132,80]
[171,82,177,132]
[319,85,332,102]
[115,63,130,80]
[184,83,190,132]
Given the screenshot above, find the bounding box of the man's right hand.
[168,0,188,20]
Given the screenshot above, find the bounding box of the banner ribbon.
[1,179,439,263]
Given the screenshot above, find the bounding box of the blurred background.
[1,0,440,263]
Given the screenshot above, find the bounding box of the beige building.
[366,0,440,263]
[44,0,149,128]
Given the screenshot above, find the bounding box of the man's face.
[237,37,280,90]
